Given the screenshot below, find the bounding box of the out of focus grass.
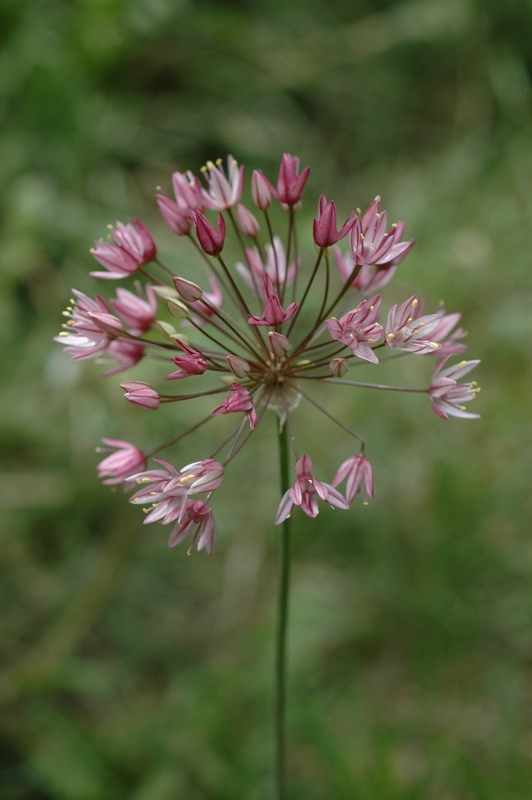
[1,0,532,797]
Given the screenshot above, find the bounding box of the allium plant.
[56,152,480,798]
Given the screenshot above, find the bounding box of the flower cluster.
[56,153,480,554]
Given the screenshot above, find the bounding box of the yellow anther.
[231,159,237,169]
[216,158,223,166]
[150,492,157,496]
[408,317,413,322]
[356,208,361,214]
[392,223,397,228]
[412,299,418,309]
[58,331,69,337]
[459,360,467,369]
[179,474,196,484]
[370,305,374,310]
[67,320,75,326]
[471,381,478,387]
[360,233,365,240]
[133,498,139,503]
[152,503,159,508]
[368,338,374,343]
[200,165,208,172]
[363,500,369,506]
[429,342,440,349]
[143,508,148,514]
[387,333,395,339]
[142,478,151,483]
[459,405,466,410]
[330,316,337,321]
[206,160,215,169]
[89,248,95,253]
[107,224,113,229]
[414,330,419,336]
[70,299,75,304]
[136,479,142,484]
[62,311,70,317]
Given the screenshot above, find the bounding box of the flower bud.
[329,357,349,377]
[226,355,251,378]
[166,297,189,319]
[236,203,260,238]
[173,276,203,302]
[268,331,291,358]
[120,381,160,410]
[193,211,226,256]
[251,170,273,210]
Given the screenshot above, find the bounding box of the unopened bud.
[251,170,272,210]
[236,203,260,238]
[226,355,251,378]
[166,297,189,319]
[268,331,291,358]
[330,357,349,377]
[120,381,160,411]
[173,276,203,302]
[152,285,179,299]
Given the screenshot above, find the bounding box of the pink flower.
[129,459,189,524]
[271,153,310,209]
[275,455,349,523]
[156,191,193,236]
[332,455,373,504]
[177,459,224,493]
[236,237,297,298]
[385,295,443,354]
[236,203,260,238]
[167,500,217,555]
[211,383,257,430]
[165,341,208,380]
[121,381,161,410]
[429,359,481,419]
[349,198,414,268]
[55,290,114,360]
[326,296,383,364]
[251,169,273,210]
[248,275,298,327]
[102,340,145,376]
[193,211,226,256]
[172,170,206,211]
[97,439,147,486]
[429,311,467,358]
[90,219,156,279]
[333,247,397,294]
[111,285,157,335]
[313,194,356,248]
[201,156,244,210]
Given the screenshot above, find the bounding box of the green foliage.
[2,0,532,797]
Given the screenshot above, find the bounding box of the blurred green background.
[1,0,532,797]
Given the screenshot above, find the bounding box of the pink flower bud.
[268,331,291,357]
[329,357,349,377]
[173,277,203,302]
[251,170,273,210]
[193,211,226,256]
[236,203,260,238]
[226,355,251,378]
[313,194,356,248]
[273,153,310,208]
[120,381,160,410]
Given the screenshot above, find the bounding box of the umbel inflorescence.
[56,154,480,554]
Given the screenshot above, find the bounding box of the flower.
[429,359,481,419]
[313,194,356,248]
[247,275,298,327]
[90,219,156,279]
[332,455,374,504]
[349,197,414,268]
[211,383,257,430]
[121,381,161,410]
[57,151,480,554]
[200,156,244,210]
[165,341,209,380]
[275,455,349,523]
[96,439,147,486]
[325,296,383,364]
[385,295,442,354]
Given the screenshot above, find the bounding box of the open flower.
[429,359,481,419]
[275,455,349,523]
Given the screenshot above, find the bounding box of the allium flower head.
[56,151,480,554]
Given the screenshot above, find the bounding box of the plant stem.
[275,421,291,799]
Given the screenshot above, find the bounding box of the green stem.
[275,421,291,799]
